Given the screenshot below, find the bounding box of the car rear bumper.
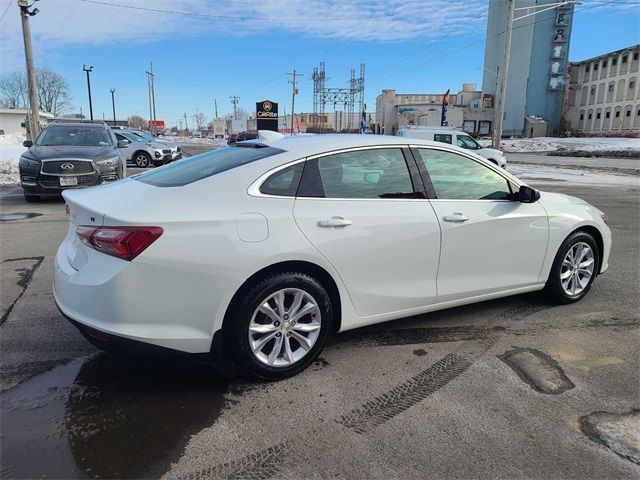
[54,241,221,354]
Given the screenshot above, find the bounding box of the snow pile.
[478,136,640,154]
[0,133,27,185]
[509,164,639,187]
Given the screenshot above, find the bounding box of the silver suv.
[113,130,174,168]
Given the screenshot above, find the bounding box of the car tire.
[134,152,151,168]
[24,193,39,203]
[228,272,333,380]
[545,230,599,304]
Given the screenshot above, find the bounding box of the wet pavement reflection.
[1,354,229,479]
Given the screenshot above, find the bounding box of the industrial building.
[482,0,575,137]
[0,108,54,135]
[563,44,640,133]
[374,84,492,136]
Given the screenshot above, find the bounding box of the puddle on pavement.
[0,213,43,222]
[0,354,229,479]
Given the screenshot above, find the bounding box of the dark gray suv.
[19,121,127,202]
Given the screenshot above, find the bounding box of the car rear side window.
[135,145,284,187]
[297,148,416,199]
[260,162,304,196]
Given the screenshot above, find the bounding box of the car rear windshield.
[134,145,285,187]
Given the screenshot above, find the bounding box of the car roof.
[47,122,107,129]
[253,134,448,157]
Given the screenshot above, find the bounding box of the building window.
[622,55,628,63]
[615,111,620,118]
[597,112,601,119]
[594,63,599,71]
[603,60,608,68]
[591,86,596,95]
[580,113,584,120]
[634,52,639,61]
[609,83,615,92]
[588,113,592,119]
[613,58,618,66]
[630,81,636,89]
[585,65,590,72]
[626,110,631,117]
[606,112,610,119]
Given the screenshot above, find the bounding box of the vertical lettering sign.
[256,100,279,132]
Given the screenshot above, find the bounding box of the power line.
[368,6,489,82]
[370,0,620,87]
[75,0,413,22]
[0,0,12,24]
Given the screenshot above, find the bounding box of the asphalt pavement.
[0,152,638,479]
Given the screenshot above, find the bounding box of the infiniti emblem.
[60,163,75,170]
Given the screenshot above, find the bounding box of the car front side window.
[298,148,416,199]
[417,148,512,200]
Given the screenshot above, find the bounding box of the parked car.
[125,129,182,162]
[397,126,507,168]
[113,131,173,168]
[227,132,258,145]
[55,134,610,379]
[227,133,238,145]
[19,120,126,202]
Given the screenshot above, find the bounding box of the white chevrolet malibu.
[54,134,611,379]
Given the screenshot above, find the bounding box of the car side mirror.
[23,140,33,147]
[519,185,541,203]
[117,139,130,148]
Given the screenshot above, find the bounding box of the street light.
[110,88,116,126]
[83,65,94,121]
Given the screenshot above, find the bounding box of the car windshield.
[120,131,143,143]
[134,145,285,187]
[130,131,154,141]
[35,126,112,147]
[456,135,480,150]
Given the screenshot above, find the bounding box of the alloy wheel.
[248,288,321,367]
[560,241,595,296]
[135,154,149,167]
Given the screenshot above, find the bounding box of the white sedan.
[54,134,611,379]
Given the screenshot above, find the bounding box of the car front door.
[293,146,441,318]
[413,147,548,302]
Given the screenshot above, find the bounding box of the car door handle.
[317,216,353,228]
[442,213,469,223]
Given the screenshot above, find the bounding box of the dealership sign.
[148,119,165,129]
[256,100,278,132]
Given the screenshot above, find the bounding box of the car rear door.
[413,146,548,302]
[293,146,441,318]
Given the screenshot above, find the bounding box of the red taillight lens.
[75,226,163,261]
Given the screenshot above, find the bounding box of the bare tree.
[127,115,147,129]
[192,112,207,131]
[235,107,249,120]
[0,68,72,115]
[35,69,72,116]
[0,72,27,109]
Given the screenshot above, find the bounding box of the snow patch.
[0,133,27,186]
[509,164,639,186]
[478,136,640,154]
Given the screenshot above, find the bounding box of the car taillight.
[76,226,163,261]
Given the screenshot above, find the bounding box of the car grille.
[41,160,95,175]
[162,149,171,154]
[38,175,99,188]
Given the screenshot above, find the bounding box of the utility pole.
[492,0,514,149]
[214,99,218,119]
[183,112,188,132]
[287,69,303,134]
[146,62,157,134]
[110,88,116,126]
[83,65,94,121]
[18,0,41,139]
[230,96,239,120]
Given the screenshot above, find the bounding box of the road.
[1,152,639,479]
[506,152,640,173]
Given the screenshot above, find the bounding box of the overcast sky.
[0,0,638,127]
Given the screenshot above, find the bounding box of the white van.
[397,127,507,168]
